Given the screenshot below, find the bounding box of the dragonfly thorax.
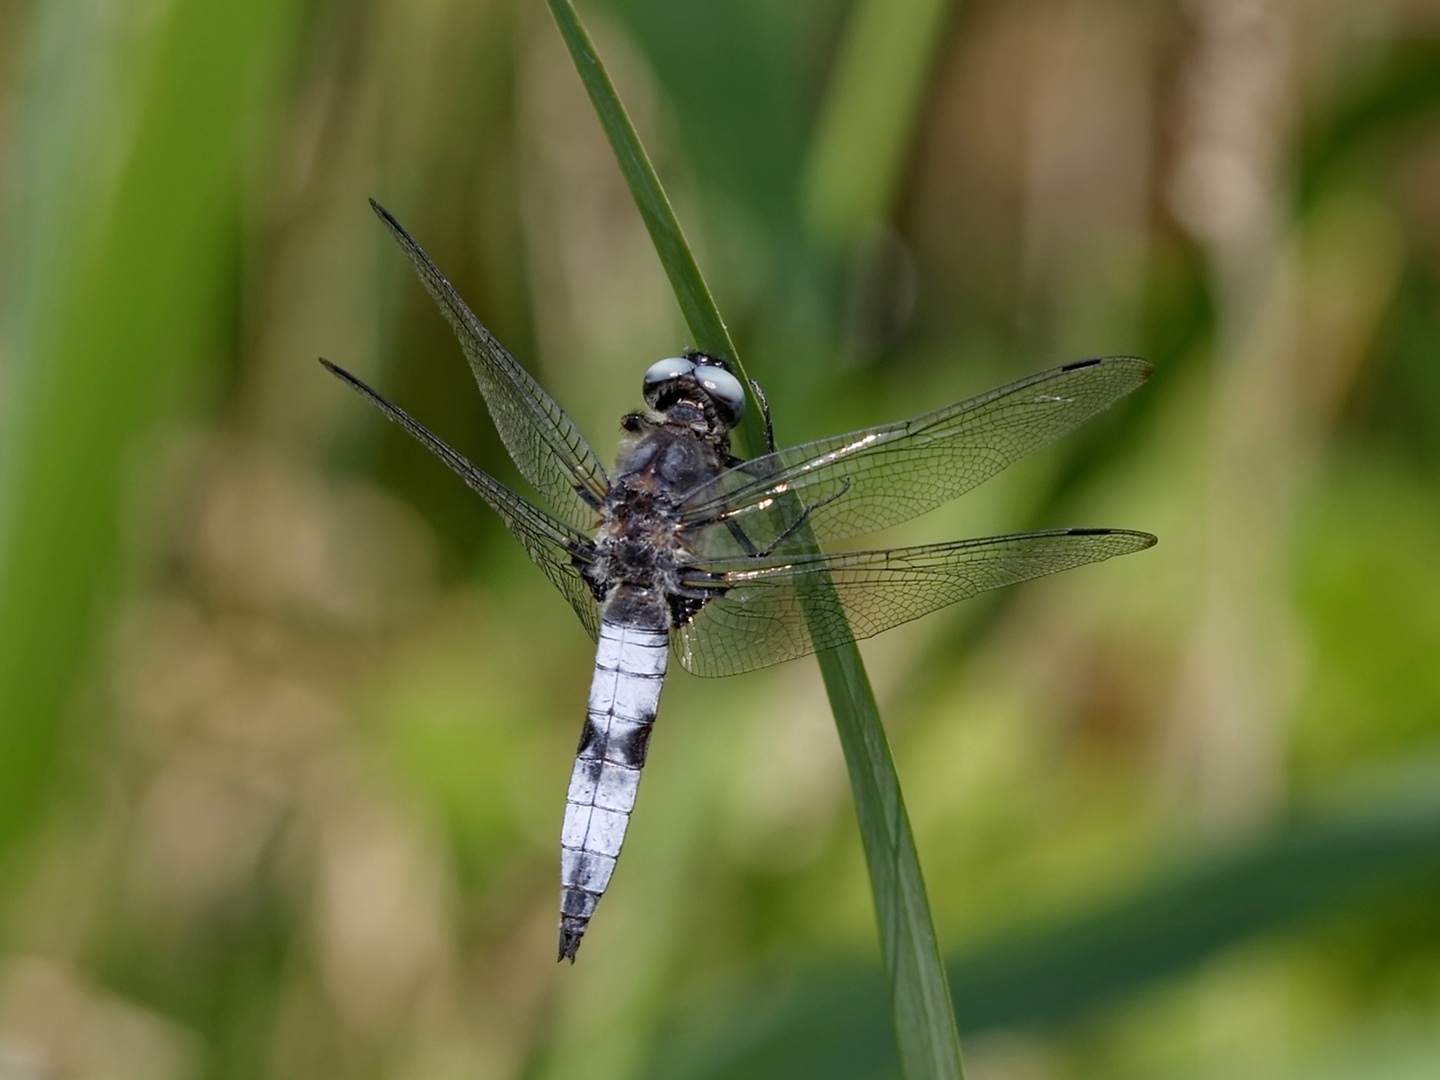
[612,417,728,502]
[582,418,726,617]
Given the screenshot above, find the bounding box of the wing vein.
[321,359,600,639]
[372,201,609,530]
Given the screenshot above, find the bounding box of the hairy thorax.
[585,419,726,619]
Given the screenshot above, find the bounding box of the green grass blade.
[802,0,955,246]
[542,3,964,1076]
[541,0,739,383]
[814,646,965,1080]
[0,0,300,862]
[642,762,1440,1079]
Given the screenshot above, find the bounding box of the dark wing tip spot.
[318,357,359,386]
[1059,355,1154,383]
[369,200,417,251]
[1067,527,1159,548]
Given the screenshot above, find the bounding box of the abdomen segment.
[558,620,668,961]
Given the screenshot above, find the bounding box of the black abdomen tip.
[558,926,584,963]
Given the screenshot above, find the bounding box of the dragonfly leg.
[668,573,727,627]
[722,517,760,556]
[747,377,775,453]
[750,479,853,558]
[706,478,852,560]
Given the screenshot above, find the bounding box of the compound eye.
[694,364,747,426]
[643,356,695,390]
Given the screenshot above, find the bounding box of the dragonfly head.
[642,353,747,432]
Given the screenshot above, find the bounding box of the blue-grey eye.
[694,364,747,425]
[643,357,695,395]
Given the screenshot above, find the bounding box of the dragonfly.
[323,200,1156,962]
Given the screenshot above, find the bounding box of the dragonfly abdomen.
[558,610,668,961]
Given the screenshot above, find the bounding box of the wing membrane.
[321,360,600,639]
[371,201,609,530]
[681,357,1151,555]
[674,528,1155,677]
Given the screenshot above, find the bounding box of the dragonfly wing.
[371,201,610,532]
[680,357,1151,556]
[673,528,1155,678]
[322,360,601,640]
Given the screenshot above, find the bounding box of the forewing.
[371,201,609,531]
[322,360,600,639]
[673,528,1155,677]
[681,357,1151,555]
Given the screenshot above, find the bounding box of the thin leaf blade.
[541,3,965,1077]
[542,0,737,379]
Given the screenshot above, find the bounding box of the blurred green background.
[2,0,1440,1077]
